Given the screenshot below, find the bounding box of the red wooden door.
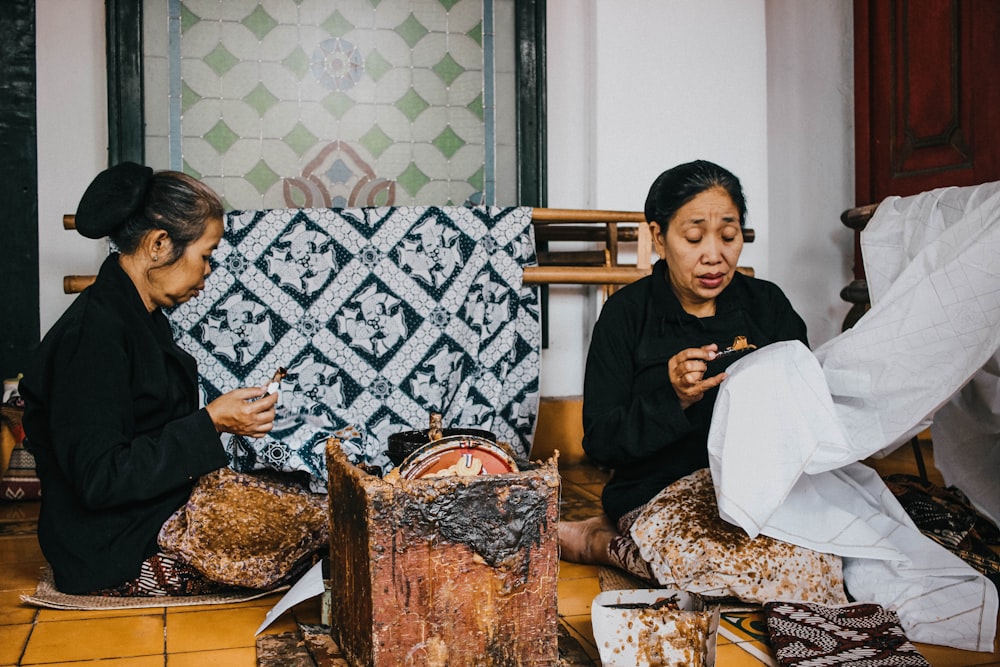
[854,0,1000,204]
[843,0,1000,326]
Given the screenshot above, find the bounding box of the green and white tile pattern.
[144,0,504,210]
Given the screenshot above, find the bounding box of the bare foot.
[558,515,618,566]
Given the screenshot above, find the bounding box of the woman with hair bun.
[20,163,284,596]
[558,160,809,580]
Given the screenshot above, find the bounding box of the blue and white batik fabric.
[167,206,540,491]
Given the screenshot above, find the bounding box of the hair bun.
[74,162,153,239]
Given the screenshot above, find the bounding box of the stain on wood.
[325,439,561,666]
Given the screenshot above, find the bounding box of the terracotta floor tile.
[560,614,596,657]
[559,466,611,485]
[715,640,776,666]
[36,606,165,623]
[558,560,600,580]
[258,612,302,637]
[290,597,323,625]
[21,615,164,664]
[0,590,35,626]
[557,575,600,617]
[165,605,295,654]
[912,641,1000,666]
[28,657,164,667]
[2,562,48,593]
[0,535,43,564]
[164,591,285,615]
[167,646,256,667]
[573,484,605,501]
[718,610,769,644]
[0,623,30,665]
[0,453,996,666]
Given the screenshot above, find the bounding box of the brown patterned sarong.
[158,467,328,590]
[607,505,658,585]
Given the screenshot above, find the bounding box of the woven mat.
[258,622,596,666]
[20,567,286,611]
[597,565,655,591]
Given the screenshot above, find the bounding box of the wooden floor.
[1,440,998,665]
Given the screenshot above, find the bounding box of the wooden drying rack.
[61,208,755,294]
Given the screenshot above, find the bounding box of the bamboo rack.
[61,209,754,293]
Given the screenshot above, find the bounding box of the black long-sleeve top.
[21,255,229,593]
[582,259,808,521]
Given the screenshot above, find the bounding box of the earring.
[152,254,159,262]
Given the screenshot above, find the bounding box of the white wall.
[765,1,855,346]
[36,0,109,334]
[542,2,599,398]
[543,0,775,396]
[34,0,854,396]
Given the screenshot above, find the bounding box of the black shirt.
[21,255,229,593]
[582,260,808,521]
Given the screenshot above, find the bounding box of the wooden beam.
[522,266,651,285]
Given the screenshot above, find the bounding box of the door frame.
[0,0,39,377]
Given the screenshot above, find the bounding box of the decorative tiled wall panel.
[144,0,513,210]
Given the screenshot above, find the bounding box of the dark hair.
[643,160,747,229]
[75,162,224,263]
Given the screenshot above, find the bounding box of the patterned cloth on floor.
[764,601,931,667]
[884,472,1000,588]
[166,206,540,490]
[1,400,41,501]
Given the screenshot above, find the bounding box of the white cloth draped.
[708,182,1000,652]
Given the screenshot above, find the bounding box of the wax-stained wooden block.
[325,440,561,667]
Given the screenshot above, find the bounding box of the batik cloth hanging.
[167,206,540,491]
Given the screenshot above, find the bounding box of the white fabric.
[932,357,1000,526]
[832,182,1000,458]
[855,181,1000,525]
[857,182,1000,528]
[708,182,1000,652]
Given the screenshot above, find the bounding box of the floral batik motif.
[168,206,539,490]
